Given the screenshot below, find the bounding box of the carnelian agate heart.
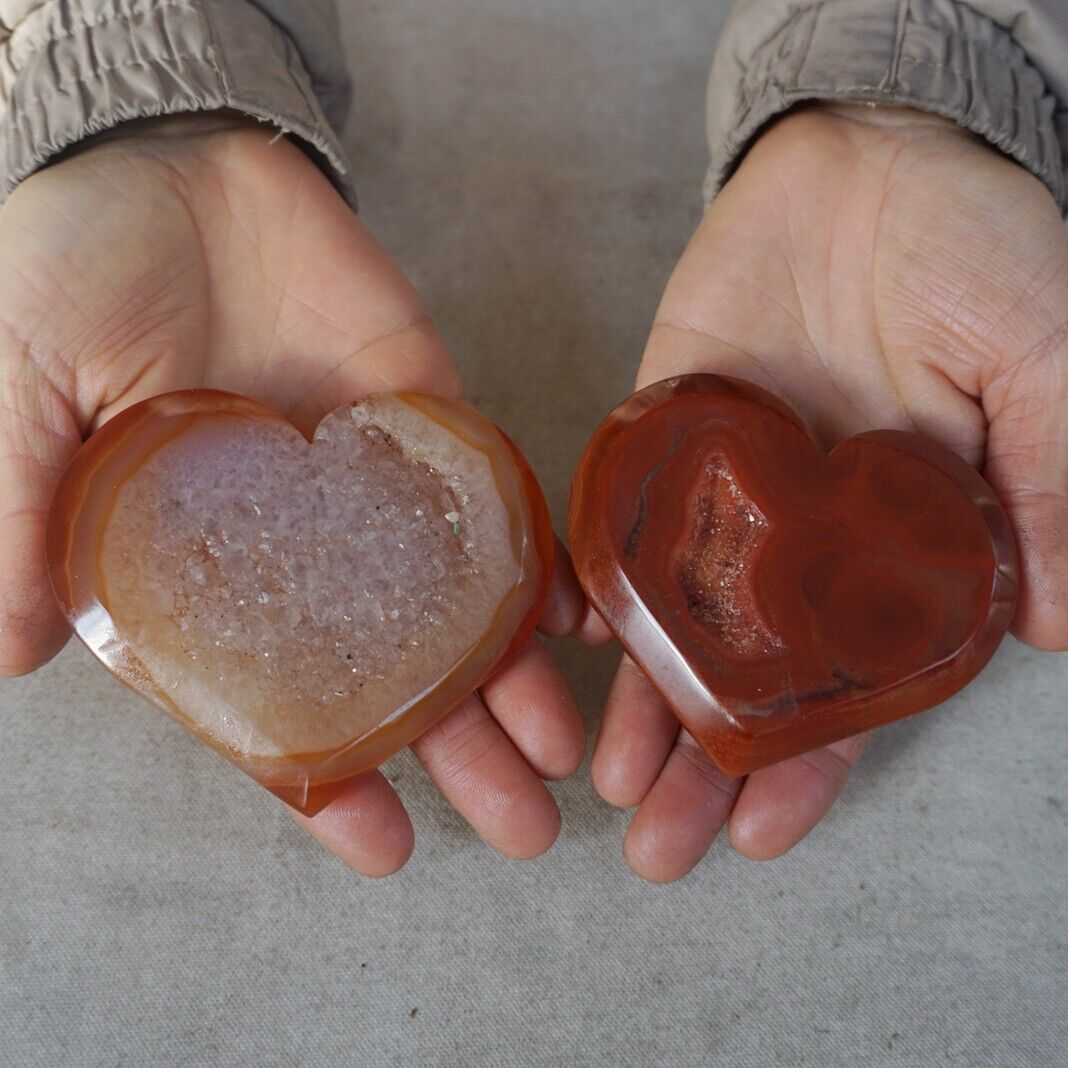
[569,375,1018,775]
[48,390,552,814]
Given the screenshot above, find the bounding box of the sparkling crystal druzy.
[569,375,1018,775]
[49,390,553,813]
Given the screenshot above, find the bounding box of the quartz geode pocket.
[48,390,553,813]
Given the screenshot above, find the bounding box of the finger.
[479,637,585,780]
[623,732,742,883]
[591,655,679,808]
[537,538,614,645]
[295,769,414,877]
[0,355,79,675]
[729,733,869,861]
[981,327,1068,650]
[410,693,561,859]
[576,604,614,647]
[536,537,588,638]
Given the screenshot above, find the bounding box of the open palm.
[0,117,590,875]
[591,104,1068,881]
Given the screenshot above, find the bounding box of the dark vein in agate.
[623,428,686,559]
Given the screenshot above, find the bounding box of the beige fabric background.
[1,3,1066,1065]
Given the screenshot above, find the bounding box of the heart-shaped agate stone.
[569,375,1018,775]
[49,390,552,813]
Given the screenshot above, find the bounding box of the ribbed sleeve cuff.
[705,0,1064,210]
[0,0,357,207]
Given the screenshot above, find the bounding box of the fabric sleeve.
[705,0,1068,210]
[0,0,356,206]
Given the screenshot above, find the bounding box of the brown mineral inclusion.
[569,375,1019,775]
[48,390,553,813]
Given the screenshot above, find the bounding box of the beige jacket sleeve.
[706,0,1068,211]
[0,0,355,205]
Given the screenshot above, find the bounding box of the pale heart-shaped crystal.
[48,391,553,812]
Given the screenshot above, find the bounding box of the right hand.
[0,115,592,875]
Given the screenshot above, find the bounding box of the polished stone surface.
[2,4,1065,1066]
[571,375,1018,773]
[48,390,551,813]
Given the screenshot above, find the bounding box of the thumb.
[0,351,80,674]
[982,329,1068,651]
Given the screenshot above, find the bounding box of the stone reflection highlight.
[48,390,553,813]
[569,374,1018,775]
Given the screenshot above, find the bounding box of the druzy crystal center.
[102,407,506,758]
[673,455,778,659]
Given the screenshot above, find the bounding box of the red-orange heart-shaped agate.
[48,390,552,813]
[569,375,1018,775]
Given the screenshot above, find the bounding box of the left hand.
[589,104,1068,881]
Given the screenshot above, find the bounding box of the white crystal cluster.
[102,403,517,757]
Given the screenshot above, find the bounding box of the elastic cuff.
[705,0,1064,211]
[0,0,357,208]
